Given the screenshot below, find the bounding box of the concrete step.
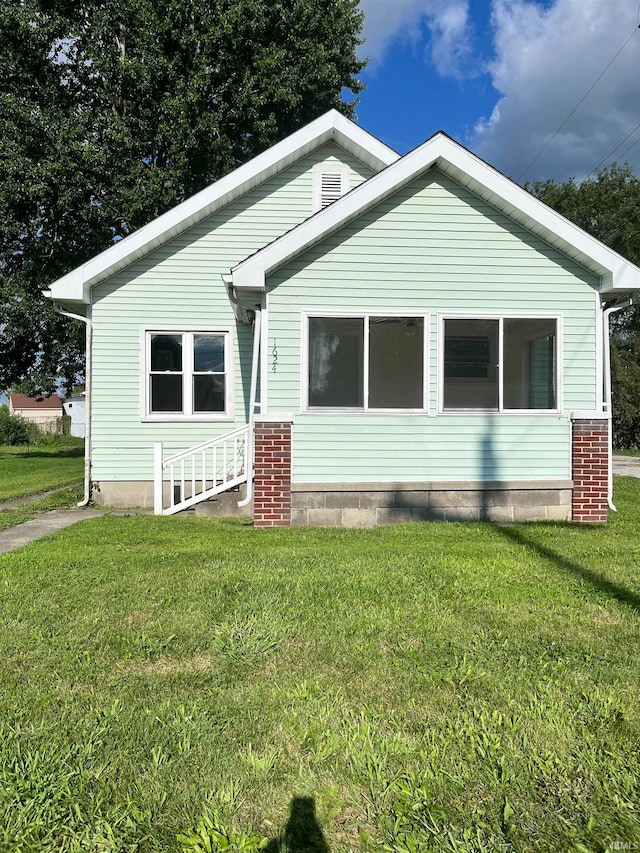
[193,486,252,518]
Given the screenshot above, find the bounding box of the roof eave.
[45,111,398,305]
[231,133,640,293]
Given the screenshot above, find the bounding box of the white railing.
[153,424,250,515]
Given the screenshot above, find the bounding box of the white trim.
[232,132,640,293]
[254,413,294,423]
[498,317,504,412]
[46,111,399,305]
[437,312,563,415]
[261,292,269,414]
[140,326,234,422]
[556,314,565,414]
[570,410,611,420]
[300,310,429,414]
[313,162,350,213]
[595,291,604,413]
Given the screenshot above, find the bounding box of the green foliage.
[57,414,72,436]
[0,407,40,446]
[178,810,268,853]
[528,164,640,447]
[527,164,640,264]
[0,0,365,393]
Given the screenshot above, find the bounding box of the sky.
[355,0,640,184]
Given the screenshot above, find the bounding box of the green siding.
[91,144,373,482]
[266,169,600,483]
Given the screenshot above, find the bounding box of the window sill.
[141,414,234,424]
[301,408,429,415]
[439,409,563,416]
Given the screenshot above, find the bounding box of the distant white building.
[62,393,86,438]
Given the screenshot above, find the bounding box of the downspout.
[226,285,261,508]
[602,296,633,511]
[51,301,92,507]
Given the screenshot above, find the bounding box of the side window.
[145,330,231,419]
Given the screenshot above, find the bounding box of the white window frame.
[301,310,429,414]
[312,162,350,213]
[141,326,234,422]
[437,313,563,415]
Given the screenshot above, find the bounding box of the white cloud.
[359,0,474,78]
[471,0,640,182]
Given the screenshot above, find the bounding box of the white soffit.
[46,111,399,305]
[232,132,640,293]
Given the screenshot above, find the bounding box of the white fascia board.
[46,110,398,305]
[232,132,640,292]
[330,111,399,171]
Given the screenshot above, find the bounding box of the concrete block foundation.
[290,481,573,527]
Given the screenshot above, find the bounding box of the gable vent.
[313,162,349,212]
[320,172,344,208]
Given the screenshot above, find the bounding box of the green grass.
[0,485,85,531]
[0,443,83,501]
[1,480,640,852]
[614,448,640,456]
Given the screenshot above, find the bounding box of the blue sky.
[355,0,640,184]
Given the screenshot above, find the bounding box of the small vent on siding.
[320,172,344,208]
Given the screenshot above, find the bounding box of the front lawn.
[1,480,640,852]
[0,442,84,501]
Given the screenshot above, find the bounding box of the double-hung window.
[144,330,231,420]
[441,316,559,412]
[305,314,427,411]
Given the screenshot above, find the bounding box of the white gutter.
[226,286,261,508]
[602,297,633,511]
[50,300,93,507]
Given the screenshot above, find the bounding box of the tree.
[0,0,365,394]
[528,164,640,448]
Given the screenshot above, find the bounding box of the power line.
[582,122,640,180]
[517,24,640,182]
[617,134,640,163]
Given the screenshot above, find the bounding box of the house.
[62,392,86,438]
[9,392,63,434]
[44,111,640,525]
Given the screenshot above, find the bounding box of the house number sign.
[271,338,278,373]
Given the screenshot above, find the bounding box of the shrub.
[56,415,72,436]
[0,408,41,446]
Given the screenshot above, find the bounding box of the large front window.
[146,330,230,419]
[307,315,426,410]
[442,316,558,411]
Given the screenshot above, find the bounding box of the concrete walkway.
[0,509,104,556]
[613,456,640,478]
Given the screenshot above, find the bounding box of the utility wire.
[617,133,640,163]
[517,24,640,182]
[583,122,640,180]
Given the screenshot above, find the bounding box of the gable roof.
[10,392,62,410]
[231,131,640,295]
[44,112,399,307]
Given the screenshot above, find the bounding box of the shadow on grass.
[0,446,84,459]
[480,415,640,614]
[495,522,640,613]
[265,797,329,853]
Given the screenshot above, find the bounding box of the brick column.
[571,415,609,524]
[253,415,293,528]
